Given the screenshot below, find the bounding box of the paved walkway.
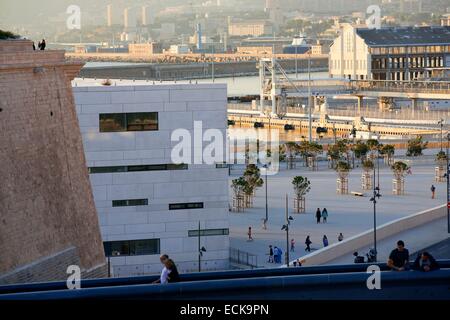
[326,218,449,265]
[229,150,448,269]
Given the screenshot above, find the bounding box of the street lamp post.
[447,133,450,234]
[370,153,382,262]
[265,165,268,224]
[198,221,206,272]
[282,194,294,266]
[439,119,444,152]
[308,51,312,143]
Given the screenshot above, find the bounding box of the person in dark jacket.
[39,39,46,50]
[268,245,274,263]
[305,236,312,252]
[387,240,410,271]
[315,208,321,224]
[322,235,329,247]
[165,259,180,283]
[412,252,439,272]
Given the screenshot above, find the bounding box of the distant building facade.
[0,40,107,284]
[228,20,273,37]
[73,81,230,277]
[169,44,190,54]
[129,42,162,55]
[329,24,450,80]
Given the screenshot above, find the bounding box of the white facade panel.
[74,82,230,276]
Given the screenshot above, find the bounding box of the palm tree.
[307,142,323,171]
[292,176,311,213]
[391,161,409,195]
[243,164,264,207]
[284,142,298,169]
[406,136,428,157]
[379,144,395,166]
[352,141,369,165]
[231,177,247,211]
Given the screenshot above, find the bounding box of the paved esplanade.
[229,148,448,269]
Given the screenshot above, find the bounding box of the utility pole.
[265,165,268,224]
[281,195,293,266]
[308,50,312,142]
[447,133,450,234]
[198,221,201,272]
[198,221,206,272]
[370,153,381,262]
[285,194,289,266]
[211,46,215,83]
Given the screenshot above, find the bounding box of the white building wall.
[329,24,370,80]
[73,83,230,277]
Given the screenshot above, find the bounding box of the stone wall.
[0,40,107,283]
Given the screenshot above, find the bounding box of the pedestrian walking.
[152,254,170,284]
[431,184,436,199]
[323,235,329,247]
[305,236,312,252]
[268,245,274,263]
[338,232,344,242]
[290,239,295,252]
[164,258,180,283]
[277,247,283,263]
[321,208,328,223]
[315,208,321,224]
[247,226,253,241]
[273,246,279,263]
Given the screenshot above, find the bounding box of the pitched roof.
[356,26,450,47]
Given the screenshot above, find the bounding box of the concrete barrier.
[293,204,446,266]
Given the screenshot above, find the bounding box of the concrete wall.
[296,204,447,266]
[73,82,230,276]
[0,40,107,284]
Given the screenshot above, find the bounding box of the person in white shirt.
[153,254,170,284]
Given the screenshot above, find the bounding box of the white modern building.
[329,23,450,80]
[72,80,230,277]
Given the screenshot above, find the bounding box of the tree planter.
[361,159,374,190]
[435,166,446,182]
[336,161,351,195]
[232,195,245,212]
[336,176,349,194]
[292,176,310,213]
[435,152,447,183]
[293,196,306,213]
[392,178,405,195]
[361,172,373,190]
[307,156,318,171]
